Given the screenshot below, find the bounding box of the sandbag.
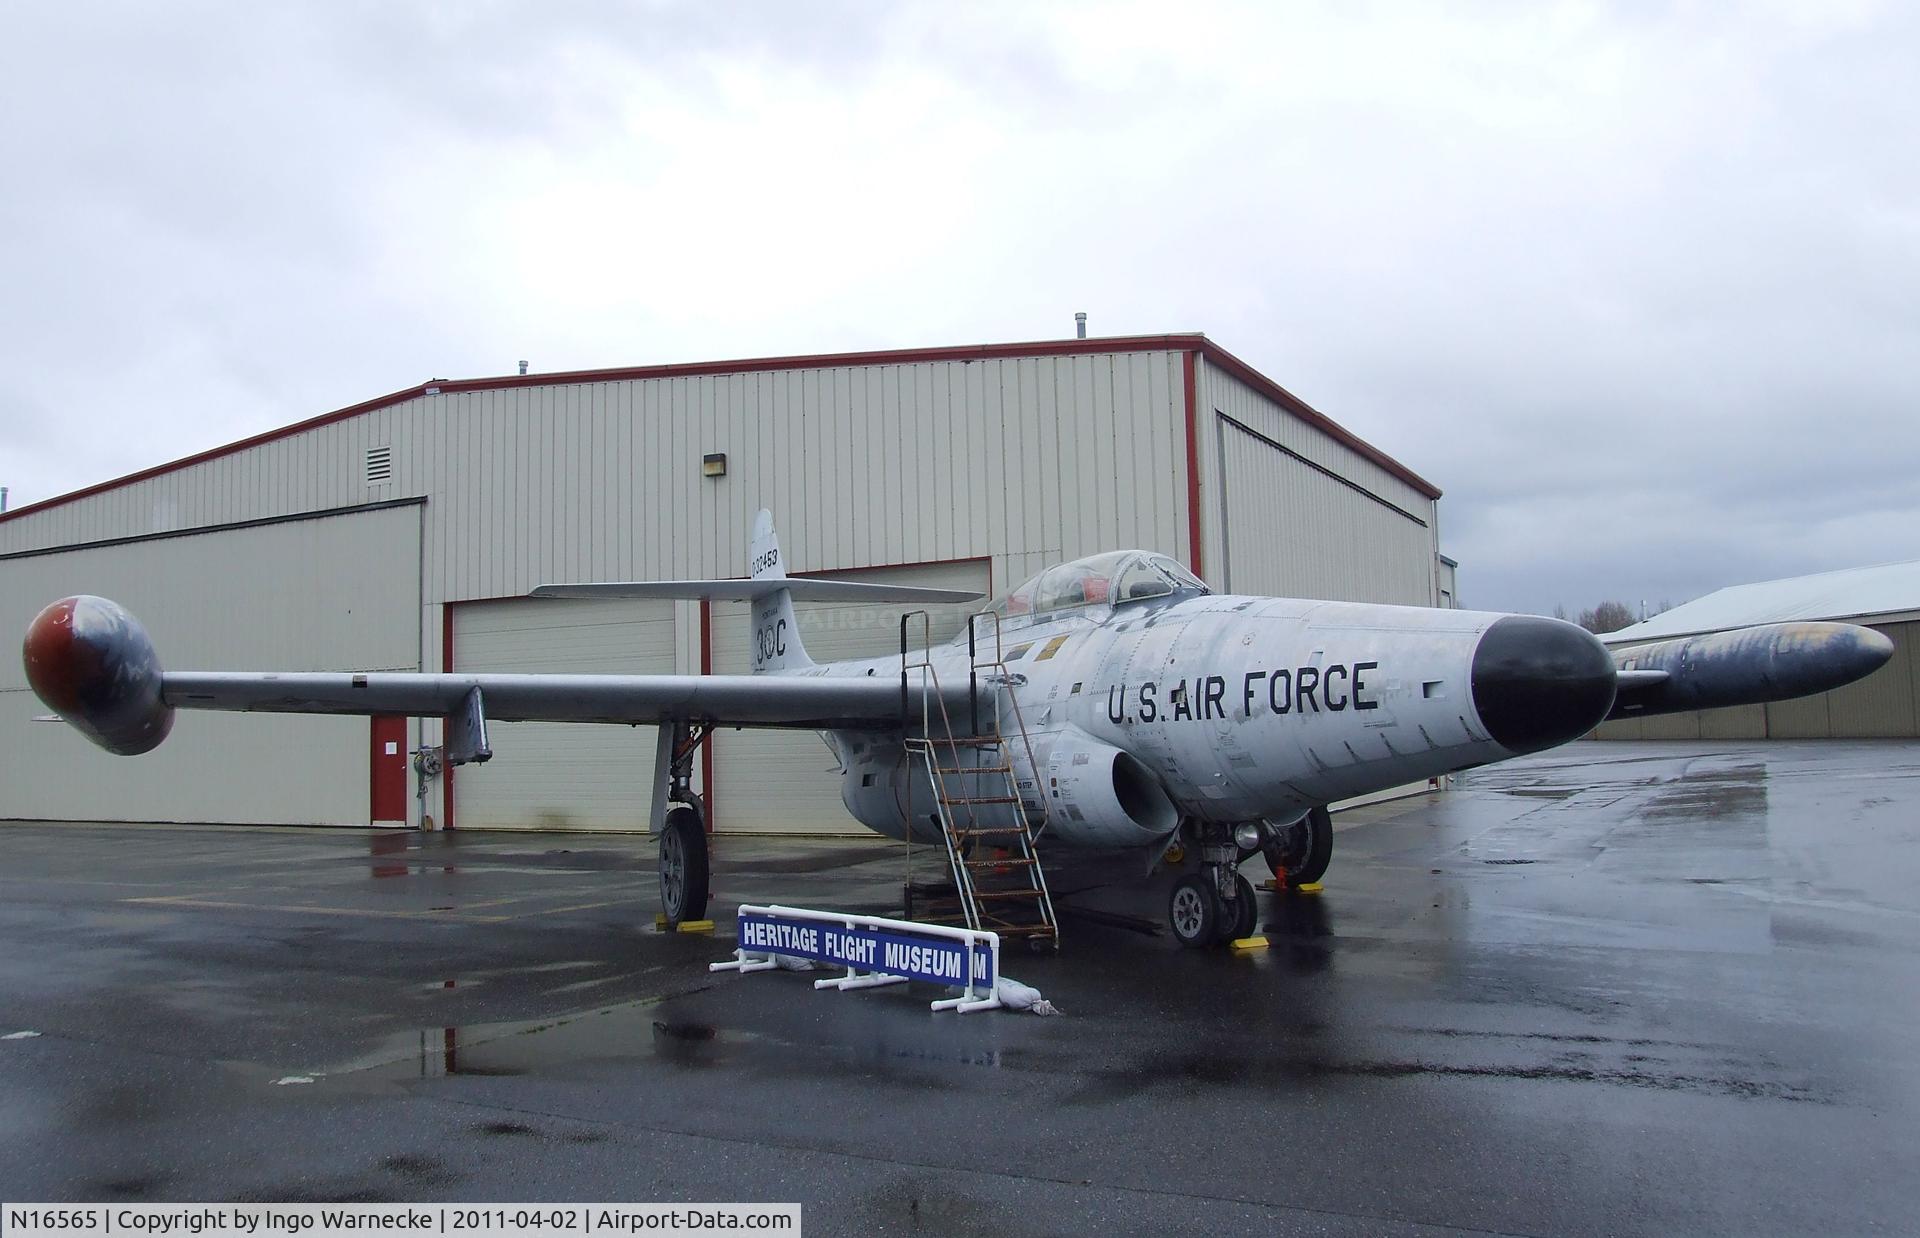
[993,975,1060,1016]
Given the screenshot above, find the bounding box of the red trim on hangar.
[441,603,456,832]
[699,596,715,835]
[0,334,1438,527]
[1182,350,1204,577]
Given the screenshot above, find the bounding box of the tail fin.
[747,509,812,673]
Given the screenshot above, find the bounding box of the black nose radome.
[1471,616,1617,755]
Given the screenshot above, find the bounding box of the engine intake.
[1038,730,1179,848]
[22,596,174,755]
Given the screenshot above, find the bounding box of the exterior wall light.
[702,453,728,478]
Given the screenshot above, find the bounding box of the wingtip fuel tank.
[1607,621,1894,720]
[22,595,174,755]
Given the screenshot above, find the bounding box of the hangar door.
[450,597,679,830]
[711,560,992,835]
[0,503,421,826]
[1217,415,1435,606]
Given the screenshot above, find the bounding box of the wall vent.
[365,446,393,485]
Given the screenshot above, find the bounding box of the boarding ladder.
[899,610,1057,947]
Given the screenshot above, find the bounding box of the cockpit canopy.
[991,550,1208,623]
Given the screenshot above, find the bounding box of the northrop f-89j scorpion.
[23,510,1894,946]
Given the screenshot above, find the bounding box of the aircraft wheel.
[1292,806,1333,885]
[1224,873,1259,940]
[1264,806,1333,887]
[660,805,710,926]
[1169,874,1220,948]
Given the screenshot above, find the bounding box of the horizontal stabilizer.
[531,579,983,604]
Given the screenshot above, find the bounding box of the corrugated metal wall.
[449,598,678,830]
[0,353,1193,608]
[2,343,1446,830]
[1214,416,1438,605]
[1594,621,1917,740]
[0,504,421,824]
[1195,360,1440,605]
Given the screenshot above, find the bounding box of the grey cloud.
[3,2,1915,622]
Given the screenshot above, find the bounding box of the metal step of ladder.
[900,610,1058,948]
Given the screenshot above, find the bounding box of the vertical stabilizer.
[748,510,813,673]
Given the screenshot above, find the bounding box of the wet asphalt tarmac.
[2,739,1918,1235]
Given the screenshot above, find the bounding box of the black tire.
[660,805,710,925]
[1169,874,1220,948]
[1263,806,1333,887]
[1225,873,1259,940]
[1292,806,1333,885]
[1261,819,1306,878]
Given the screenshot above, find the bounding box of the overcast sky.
[3,2,1914,614]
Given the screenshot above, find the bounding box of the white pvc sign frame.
[710,903,1003,1013]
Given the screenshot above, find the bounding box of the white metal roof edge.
[1603,604,1920,647]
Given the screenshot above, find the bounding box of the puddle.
[287,976,1019,1086]
[289,991,717,1081]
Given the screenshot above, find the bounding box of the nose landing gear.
[1168,826,1263,947]
[1168,874,1220,946]
[1168,810,1331,947]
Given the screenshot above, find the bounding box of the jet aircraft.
[21,511,1895,946]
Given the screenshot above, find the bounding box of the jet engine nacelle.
[837,738,1012,843]
[836,727,1178,849]
[22,595,174,755]
[1029,728,1179,849]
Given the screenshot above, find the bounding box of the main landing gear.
[1167,808,1332,948]
[655,720,714,926]
[1263,805,1333,888]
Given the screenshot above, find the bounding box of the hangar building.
[1,334,1447,835]
[1597,559,1920,740]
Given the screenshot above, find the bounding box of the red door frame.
[370,715,409,825]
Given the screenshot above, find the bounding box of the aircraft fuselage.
[811,589,1613,848]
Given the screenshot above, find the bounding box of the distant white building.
[1598,560,1920,740]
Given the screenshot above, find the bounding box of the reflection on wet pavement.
[2,740,1918,1234]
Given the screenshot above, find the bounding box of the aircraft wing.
[161,670,958,731]
[26,594,979,757]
